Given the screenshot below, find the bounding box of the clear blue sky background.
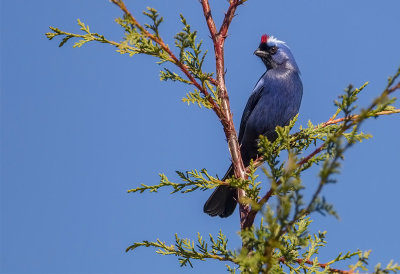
[1,0,399,273]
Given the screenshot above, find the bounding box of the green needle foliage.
[126,231,235,267]
[46,2,400,273]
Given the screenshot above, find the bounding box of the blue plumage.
[204,35,303,218]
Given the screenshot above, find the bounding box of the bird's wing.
[238,77,265,143]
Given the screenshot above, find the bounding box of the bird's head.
[254,34,299,72]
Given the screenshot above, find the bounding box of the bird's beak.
[254,49,269,58]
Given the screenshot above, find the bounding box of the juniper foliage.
[46,2,400,273]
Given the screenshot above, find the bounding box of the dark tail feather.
[203,185,237,217]
[203,164,237,218]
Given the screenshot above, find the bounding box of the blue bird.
[204,34,303,218]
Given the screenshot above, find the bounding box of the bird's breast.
[247,71,302,138]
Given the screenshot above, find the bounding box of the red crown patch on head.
[261,34,269,44]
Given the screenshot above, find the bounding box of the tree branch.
[200,0,217,40]
[219,0,244,38]
[278,257,353,274]
[200,0,249,229]
[321,108,400,128]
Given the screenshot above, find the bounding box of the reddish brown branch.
[297,143,325,166]
[278,257,353,274]
[200,0,249,228]
[387,81,400,93]
[200,0,217,40]
[110,0,221,117]
[219,0,244,38]
[322,108,400,127]
[200,0,242,173]
[208,76,218,86]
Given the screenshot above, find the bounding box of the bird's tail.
[203,164,238,218]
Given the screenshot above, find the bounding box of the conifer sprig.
[127,169,221,194]
[46,19,120,49]
[126,231,235,267]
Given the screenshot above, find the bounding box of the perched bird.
[204,34,303,218]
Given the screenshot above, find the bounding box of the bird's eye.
[270,46,278,54]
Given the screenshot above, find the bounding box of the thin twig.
[219,0,244,38]
[387,81,400,93]
[200,0,217,40]
[278,257,353,274]
[297,144,325,166]
[321,108,400,127]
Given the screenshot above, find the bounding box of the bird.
[203,34,303,218]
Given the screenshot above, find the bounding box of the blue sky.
[1,0,399,273]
